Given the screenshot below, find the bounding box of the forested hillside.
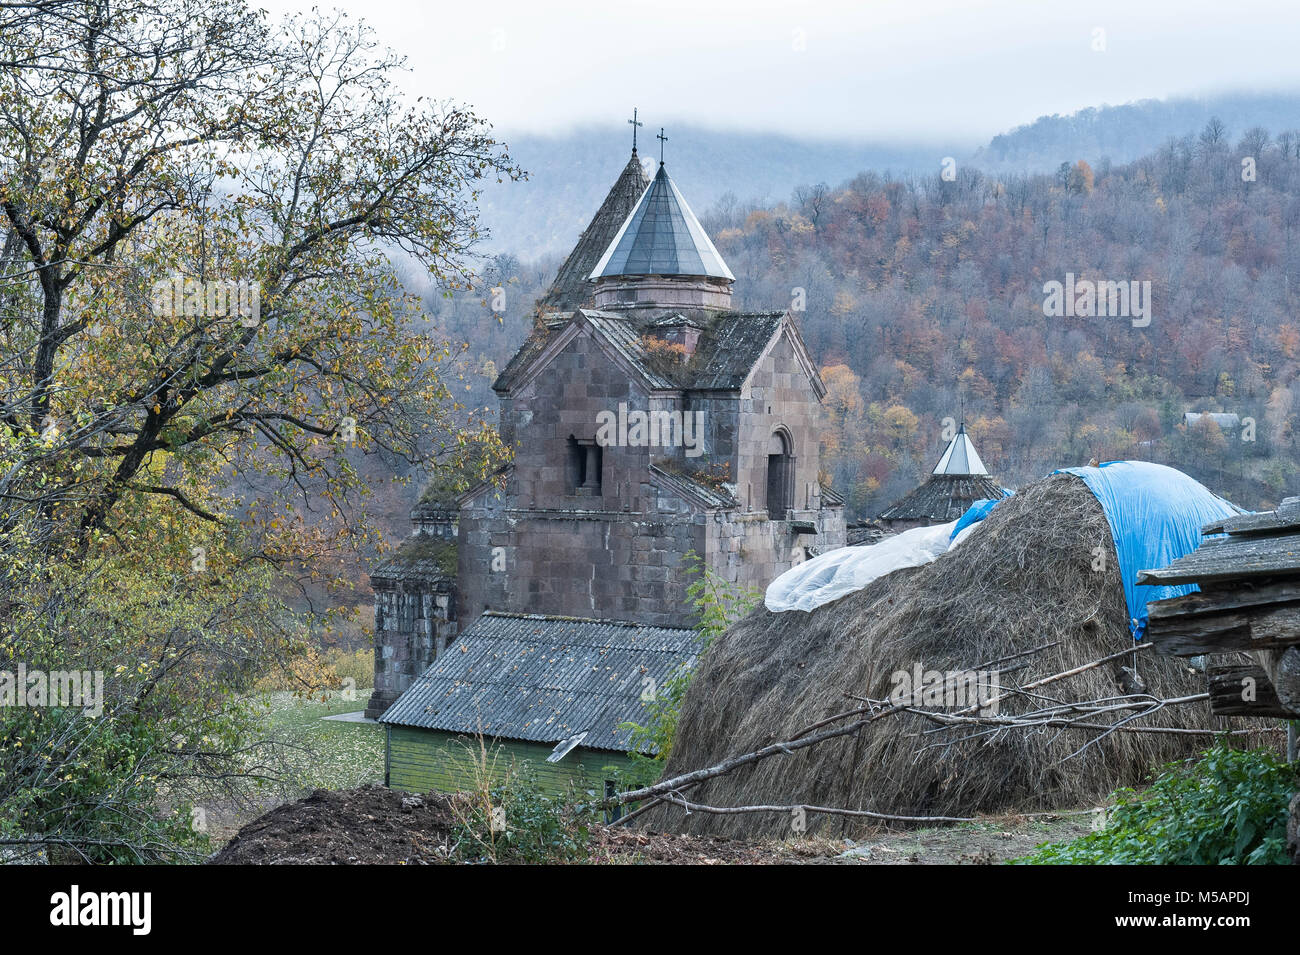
[703,119,1299,514]
[974,93,1300,173]
[448,118,1300,519]
[469,94,1300,258]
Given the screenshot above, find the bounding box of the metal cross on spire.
[656,127,668,165]
[628,108,644,153]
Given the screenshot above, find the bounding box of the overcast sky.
[256,0,1300,142]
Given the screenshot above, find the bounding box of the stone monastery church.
[366,138,847,718]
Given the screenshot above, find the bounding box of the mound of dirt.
[207,785,827,864]
[209,785,460,864]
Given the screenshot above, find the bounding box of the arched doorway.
[766,430,795,519]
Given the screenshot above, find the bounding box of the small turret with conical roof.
[878,422,1008,531]
[588,159,734,314]
[932,422,989,476]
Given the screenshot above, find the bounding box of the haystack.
[645,473,1258,839]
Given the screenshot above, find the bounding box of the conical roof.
[540,153,651,311]
[877,472,1007,523]
[589,163,734,282]
[879,423,1004,523]
[933,423,988,476]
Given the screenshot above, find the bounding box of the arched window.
[766,430,795,519]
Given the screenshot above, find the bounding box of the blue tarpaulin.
[950,496,1007,541]
[1057,461,1244,639]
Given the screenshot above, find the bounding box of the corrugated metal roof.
[379,612,705,754]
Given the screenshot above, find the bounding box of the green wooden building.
[379,612,703,801]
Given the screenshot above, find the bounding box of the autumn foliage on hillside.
[695,122,1300,514]
[445,121,1300,519]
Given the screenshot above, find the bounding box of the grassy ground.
[836,814,1094,864]
[211,691,1099,863]
[255,690,383,791]
[205,690,382,845]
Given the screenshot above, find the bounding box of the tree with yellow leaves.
[0,0,515,861]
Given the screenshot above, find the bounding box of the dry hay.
[645,473,1264,839]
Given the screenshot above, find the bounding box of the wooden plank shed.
[379,612,704,800]
[1140,498,1300,862]
[1140,497,1300,718]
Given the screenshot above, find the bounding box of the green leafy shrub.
[442,737,589,863]
[449,773,589,864]
[621,552,761,771]
[1017,745,1298,865]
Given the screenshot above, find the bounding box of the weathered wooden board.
[1207,663,1296,717]
[1258,645,1300,715]
[1136,531,1300,586]
[1202,498,1300,537]
[1147,603,1300,656]
[1147,580,1300,619]
[1147,612,1252,656]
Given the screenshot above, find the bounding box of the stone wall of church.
[701,503,846,593]
[365,577,457,719]
[503,328,658,512]
[737,331,826,514]
[457,479,845,631]
[457,486,706,630]
[454,315,845,632]
[666,329,825,514]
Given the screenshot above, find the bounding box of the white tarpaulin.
[765,520,970,613]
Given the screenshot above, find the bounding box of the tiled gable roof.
[492,309,792,395]
[685,311,785,390]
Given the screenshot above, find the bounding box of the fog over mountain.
[476,126,949,258]
[972,92,1300,174]
[479,92,1300,259]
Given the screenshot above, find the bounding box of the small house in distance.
[1182,411,1241,431]
[877,423,1008,532]
[379,612,704,799]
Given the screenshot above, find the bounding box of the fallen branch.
[656,793,975,824]
[616,650,1056,823]
[611,643,1152,810]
